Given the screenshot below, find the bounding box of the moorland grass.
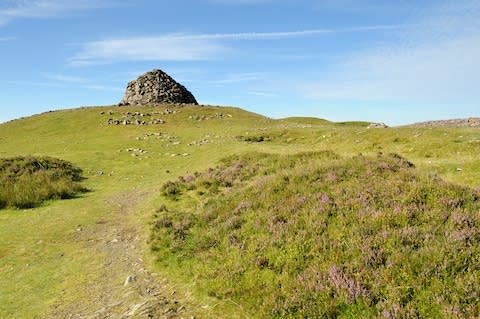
[152,151,480,318]
[0,156,87,209]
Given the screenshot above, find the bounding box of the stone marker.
[119,69,198,106]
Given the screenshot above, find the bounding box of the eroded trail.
[47,190,193,319]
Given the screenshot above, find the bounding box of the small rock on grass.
[124,275,137,286]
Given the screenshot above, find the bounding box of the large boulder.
[120,69,198,105]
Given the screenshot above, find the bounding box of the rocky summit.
[120,69,198,106]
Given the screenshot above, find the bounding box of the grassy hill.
[153,151,479,318]
[0,104,479,318]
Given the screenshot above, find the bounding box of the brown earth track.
[45,190,193,319]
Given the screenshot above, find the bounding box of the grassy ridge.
[152,151,480,318]
[0,104,478,317]
[0,156,87,209]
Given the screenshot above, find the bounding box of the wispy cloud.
[300,0,480,105]
[70,24,405,65]
[42,73,87,83]
[69,35,228,66]
[0,36,15,41]
[212,72,266,84]
[248,91,279,97]
[8,79,122,92]
[0,0,120,26]
[8,80,66,88]
[80,84,122,92]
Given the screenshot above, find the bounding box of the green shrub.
[161,181,183,199]
[236,135,271,143]
[151,152,480,318]
[0,156,87,209]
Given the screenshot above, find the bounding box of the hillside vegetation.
[0,156,87,209]
[0,104,479,318]
[153,151,480,318]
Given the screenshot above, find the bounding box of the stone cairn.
[119,69,198,106]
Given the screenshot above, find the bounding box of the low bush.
[0,156,87,209]
[152,151,480,318]
[236,134,271,143]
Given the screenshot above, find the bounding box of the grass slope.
[0,104,478,318]
[152,151,480,318]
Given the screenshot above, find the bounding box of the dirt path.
[47,190,194,319]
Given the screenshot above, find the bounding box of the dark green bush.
[236,135,271,142]
[161,180,183,199]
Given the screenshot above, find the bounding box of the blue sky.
[0,0,479,125]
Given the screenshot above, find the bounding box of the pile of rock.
[164,153,189,157]
[161,108,179,115]
[124,148,147,157]
[188,138,212,146]
[189,113,232,121]
[107,112,166,126]
[119,69,198,106]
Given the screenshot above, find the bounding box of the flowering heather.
[152,151,480,318]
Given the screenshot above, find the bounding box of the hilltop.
[0,104,479,318]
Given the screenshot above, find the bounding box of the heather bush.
[0,156,87,209]
[151,152,480,318]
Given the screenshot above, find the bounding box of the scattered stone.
[107,112,165,126]
[367,122,389,129]
[124,275,137,286]
[189,113,231,121]
[188,138,211,146]
[124,148,147,157]
[120,69,198,105]
[126,148,146,153]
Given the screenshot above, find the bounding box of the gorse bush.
[151,152,480,318]
[0,156,87,209]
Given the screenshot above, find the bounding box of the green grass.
[0,104,479,318]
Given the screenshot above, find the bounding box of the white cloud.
[0,0,120,26]
[248,91,279,97]
[8,79,122,92]
[70,25,405,65]
[42,73,87,83]
[69,35,228,66]
[213,72,266,84]
[301,0,480,105]
[81,84,122,92]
